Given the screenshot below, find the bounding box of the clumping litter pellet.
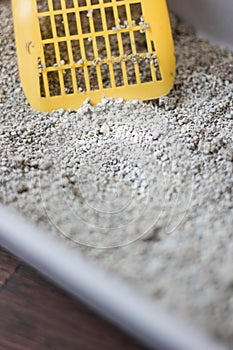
[0,1,233,347]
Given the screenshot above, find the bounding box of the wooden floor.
[0,247,147,350]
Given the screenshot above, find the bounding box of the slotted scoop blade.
[12,0,175,112]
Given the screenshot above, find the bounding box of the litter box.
[167,0,233,50]
[0,1,232,350]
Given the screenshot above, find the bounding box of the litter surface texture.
[0,1,233,348]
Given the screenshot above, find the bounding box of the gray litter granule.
[1,0,233,347]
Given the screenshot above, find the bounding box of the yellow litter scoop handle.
[12,0,175,112]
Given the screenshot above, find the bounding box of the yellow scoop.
[12,0,175,112]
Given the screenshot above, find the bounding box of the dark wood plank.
[0,249,19,288]
[0,248,147,350]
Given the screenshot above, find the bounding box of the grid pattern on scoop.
[36,0,162,98]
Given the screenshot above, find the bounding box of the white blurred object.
[167,0,233,50]
[0,204,229,350]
